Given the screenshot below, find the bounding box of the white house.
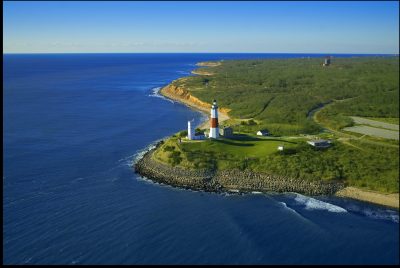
[257,130,269,136]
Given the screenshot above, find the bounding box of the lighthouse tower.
[187,120,194,140]
[209,100,219,139]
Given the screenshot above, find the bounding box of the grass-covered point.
[155,57,399,195]
[173,56,399,136]
[153,132,399,193]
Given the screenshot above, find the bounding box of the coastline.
[141,61,399,210]
[135,145,344,196]
[159,78,230,129]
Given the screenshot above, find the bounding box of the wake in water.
[148,87,174,103]
[293,193,348,213]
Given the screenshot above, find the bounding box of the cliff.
[160,79,231,120]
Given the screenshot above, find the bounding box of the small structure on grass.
[257,130,270,136]
[277,145,284,151]
[219,126,233,138]
[187,120,205,140]
[323,56,331,66]
[307,139,331,148]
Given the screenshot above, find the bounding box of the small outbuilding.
[192,133,206,140]
[219,126,233,138]
[257,130,269,136]
[323,56,331,66]
[307,139,331,148]
[277,145,284,151]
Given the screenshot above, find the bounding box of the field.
[153,133,301,170]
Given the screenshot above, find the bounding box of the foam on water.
[279,201,299,214]
[294,194,347,213]
[148,87,174,103]
[130,137,168,166]
[344,203,399,223]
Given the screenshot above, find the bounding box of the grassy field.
[153,132,399,193]
[154,133,301,170]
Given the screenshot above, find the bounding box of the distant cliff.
[160,79,231,115]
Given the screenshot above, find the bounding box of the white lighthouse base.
[209,128,219,139]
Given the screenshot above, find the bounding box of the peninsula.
[135,57,399,209]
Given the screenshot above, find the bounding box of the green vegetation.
[175,57,399,136]
[154,134,399,193]
[156,57,399,194]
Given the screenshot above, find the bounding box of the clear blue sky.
[3,1,399,53]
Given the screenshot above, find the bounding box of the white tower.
[187,120,194,140]
[209,100,219,139]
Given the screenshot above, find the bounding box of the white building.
[307,139,331,148]
[187,120,205,140]
[187,120,194,140]
[257,130,269,136]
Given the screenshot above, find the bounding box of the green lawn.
[181,134,299,158]
[154,133,302,170]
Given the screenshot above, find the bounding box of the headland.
[135,57,399,209]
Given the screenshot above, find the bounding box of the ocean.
[3,53,399,264]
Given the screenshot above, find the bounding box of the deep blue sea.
[3,53,399,264]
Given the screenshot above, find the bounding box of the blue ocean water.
[3,53,399,265]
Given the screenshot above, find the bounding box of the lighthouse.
[187,120,194,140]
[209,99,219,139]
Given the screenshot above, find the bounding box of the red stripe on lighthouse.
[211,118,218,128]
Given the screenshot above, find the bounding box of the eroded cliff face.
[160,81,231,115]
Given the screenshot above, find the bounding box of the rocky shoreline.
[134,142,345,196]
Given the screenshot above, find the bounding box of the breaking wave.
[294,194,347,213]
[148,87,174,103]
[279,201,299,214]
[131,137,168,166]
[344,204,399,223]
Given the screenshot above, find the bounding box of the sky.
[3,1,399,54]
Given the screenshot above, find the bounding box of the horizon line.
[3,52,398,55]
